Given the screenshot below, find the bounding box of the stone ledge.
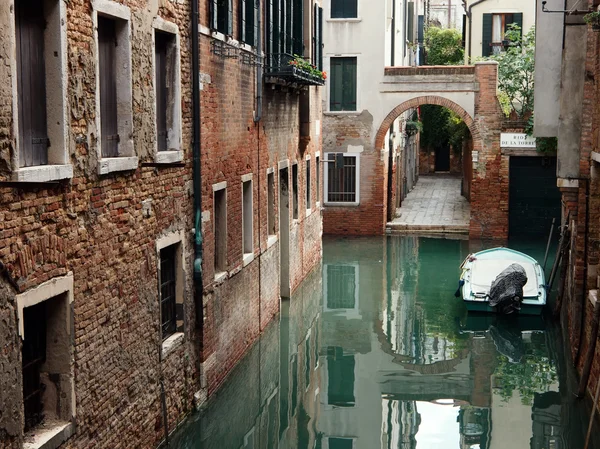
[161,332,184,359]
[98,156,139,175]
[12,165,73,183]
[24,421,74,449]
[155,151,183,165]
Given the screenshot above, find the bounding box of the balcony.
[264,53,325,88]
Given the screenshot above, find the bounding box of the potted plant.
[289,55,327,82]
[584,11,600,31]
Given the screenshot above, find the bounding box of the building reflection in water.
[170,236,598,449]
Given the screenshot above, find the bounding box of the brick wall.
[0,0,199,448]
[197,0,323,398]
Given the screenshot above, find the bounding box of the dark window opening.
[160,244,177,340]
[214,188,227,273]
[329,438,353,449]
[211,0,233,35]
[22,301,47,431]
[239,0,258,45]
[482,12,522,57]
[267,172,276,235]
[330,57,357,112]
[316,156,320,203]
[331,0,357,19]
[326,153,357,203]
[306,160,311,209]
[16,0,49,167]
[292,163,298,219]
[98,16,119,158]
[265,0,305,67]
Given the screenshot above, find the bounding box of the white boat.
[458,248,547,315]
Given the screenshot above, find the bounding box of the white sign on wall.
[500,133,537,148]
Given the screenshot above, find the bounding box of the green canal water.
[171,236,600,449]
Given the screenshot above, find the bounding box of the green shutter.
[330,58,342,111]
[342,58,357,111]
[227,0,233,35]
[293,0,303,55]
[481,13,492,57]
[253,0,258,46]
[239,0,247,42]
[317,7,323,70]
[210,0,218,29]
[513,12,523,38]
[407,2,414,42]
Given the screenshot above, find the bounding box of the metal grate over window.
[160,244,177,340]
[327,154,357,203]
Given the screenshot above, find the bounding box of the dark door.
[509,156,561,238]
[435,145,450,171]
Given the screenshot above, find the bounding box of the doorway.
[435,145,450,172]
[279,167,290,298]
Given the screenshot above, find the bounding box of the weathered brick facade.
[0,0,323,447]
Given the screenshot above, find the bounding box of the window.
[157,232,185,355]
[95,2,135,174]
[327,347,355,407]
[214,185,227,274]
[329,438,354,449]
[267,171,276,236]
[312,5,323,70]
[239,0,258,45]
[10,0,70,181]
[265,0,304,63]
[17,275,74,445]
[326,265,357,309]
[331,0,358,18]
[292,163,298,219]
[481,12,522,57]
[242,179,253,257]
[160,244,178,340]
[153,20,182,163]
[306,159,311,210]
[211,0,233,35]
[325,153,360,205]
[329,57,357,112]
[316,155,320,204]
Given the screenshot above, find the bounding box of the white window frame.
[212,181,228,281]
[156,230,186,358]
[325,54,361,114]
[241,173,254,266]
[16,273,75,448]
[323,152,360,206]
[315,151,321,207]
[266,167,278,248]
[6,0,72,182]
[152,17,183,164]
[323,263,360,318]
[327,0,361,21]
[93,0,137,175]
[305,154,312,215]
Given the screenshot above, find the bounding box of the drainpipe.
[191,0,203,328]
[467,0,489,63]
[391,0,396,66]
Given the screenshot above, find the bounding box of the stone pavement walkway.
[386,174,470,235]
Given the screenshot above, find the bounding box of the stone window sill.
[324,111,360,116]
[214,271,228,284]
[267,235,278,249]
[243,252,255,267]
[12,165,73,183]
[161,332,184,359]
[324,201,360,207]
[98,156,139,175]
[592,151,600,164]
[326,18,361,23]
[155,150,183,165]
[24,420,74,449]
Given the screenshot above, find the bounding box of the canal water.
[171,236,600,449]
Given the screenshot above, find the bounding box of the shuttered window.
[312,5,323,70]
[330,57,357,112]
[239,0,258,45]
[331,0,357,19]
[211,0,233,35]
[265,0,303,64]
[155,32,169,152]
[326,153,358,203]
[98,17,119,158]
[160,244,177,341]
[16,0,49,167]
[482,12,523,56]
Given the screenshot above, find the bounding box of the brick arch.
[374,95,480,151]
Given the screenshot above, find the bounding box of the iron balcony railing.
[264,53,325,87]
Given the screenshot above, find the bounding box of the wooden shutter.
[341,57,357,111]
[210,0,218,29]
[312,4,317,64]
[292,0,303,55]
[512,12,523,38]
[16,0,49,167]
[98,17,119,158]
[227,0,234,35]
[155,32,168,152]
[407,2,415,43]
[266,0,274,64]
[481,13,493,57]
[317,7,323,70]
[253,0,259,47]
[239,0,247,42]
[330,58,342,111]
[285,0,292,53]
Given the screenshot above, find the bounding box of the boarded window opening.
[214,188,227,273]
[267,172,276,236]
[242,180,253,255]
[98,16,119,158]
[16,0,49,167]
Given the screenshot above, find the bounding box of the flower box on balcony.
[264,53,326,88]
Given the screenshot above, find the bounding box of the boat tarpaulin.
[488,263,528,314]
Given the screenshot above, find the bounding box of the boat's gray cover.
[488,263,528,314]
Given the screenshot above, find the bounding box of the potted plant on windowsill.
[289,55,327,84]
[584,11,600,31]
